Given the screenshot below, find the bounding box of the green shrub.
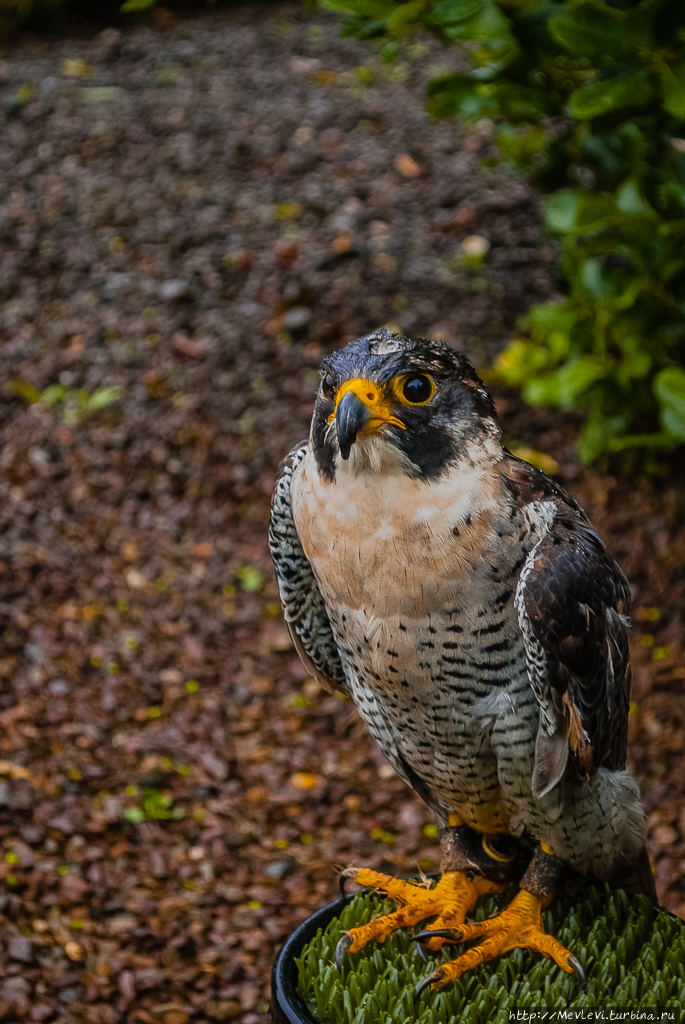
[297,881,685,1022]
[323,0,685,464]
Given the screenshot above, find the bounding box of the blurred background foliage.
[4,0,685,468]
[321,0,685,466]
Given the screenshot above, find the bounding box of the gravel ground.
[0,5,684,1024]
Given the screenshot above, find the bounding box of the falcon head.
[310,329,499,482]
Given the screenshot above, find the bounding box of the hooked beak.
[329,378,406,460]
[336,391,370,460]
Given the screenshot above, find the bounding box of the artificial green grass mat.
[296,880,685,1023]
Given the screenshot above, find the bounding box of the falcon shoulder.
[268,441,348,695]
[506,458,632,800]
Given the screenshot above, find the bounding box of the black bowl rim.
[270,887,355,1024]
[270,874,441,1023]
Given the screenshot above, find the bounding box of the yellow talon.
[337,867,505,959]
[427,889,576,990]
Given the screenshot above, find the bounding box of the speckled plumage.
[268,441,348,694]
[269,330,652,896]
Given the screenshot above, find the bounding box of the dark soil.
[0,5,683,1024]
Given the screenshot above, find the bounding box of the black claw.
[568,955,585,983]
[414,939,429,964]
[339,875,348,898]
[335,933,353,969]
[411,928,461,945]
[654,904,678,921]
[413,972,441,1003]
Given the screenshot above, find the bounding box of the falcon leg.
[335,825,523,966]
[336,869,503,966]
[415,843,584,993]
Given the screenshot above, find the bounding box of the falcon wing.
[515,501,632,801]
[268,441,348,695]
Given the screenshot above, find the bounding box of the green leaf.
[581,258,619,299]
[499,85,553,122]
[387,0,424,34]
[494,339,547,385]
[121,0,157,11]
[430,0,486,27]
[11,379,41,404]
[40,384,69,406]
[426,74,500,120]
[524,357,605,409]
[427,0,518,73]
[606,431,676,453]
[524,301,579,335]
[236,566,263,592]
[577,411,624,462]
[616,345,651,387]
[122,807,145,823]
[548,4,636,64]
[16,82,35,105]
[349,17,389,39]
[545,189,581,233]
[545,190,620,235]
[654,366,685,440]
[615,177,654,217]
[661,60,685,118]
[86,386,122,412]
[322,0,396,16]
[568,66,653,120]
[577,194,618,232]
[495,124,549,166]
[579,132,628,177]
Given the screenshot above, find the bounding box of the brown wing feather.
[521,500,632,795]
[502,448,633,799]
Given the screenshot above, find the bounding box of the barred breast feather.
[268,442,348,694]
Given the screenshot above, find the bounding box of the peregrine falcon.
[269,329,654,991]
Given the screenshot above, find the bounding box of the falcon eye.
[321,374,335,400]
[400,374,435,405]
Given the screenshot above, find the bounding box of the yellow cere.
[327,378,406,429]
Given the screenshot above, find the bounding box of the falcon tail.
[603,846,657,904]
